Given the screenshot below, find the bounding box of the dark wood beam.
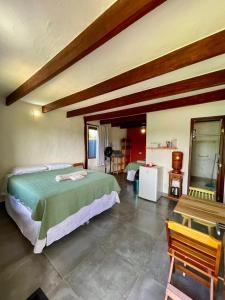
[44,29,225,112]
[120,123,146,129]
[100,114,146,125]
[67,69,225,117]
[112,120,146,127]
[6,0,165,105]
[84,89,225,121]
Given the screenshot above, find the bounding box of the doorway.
[87,125,98,169]
[188,116,225,202]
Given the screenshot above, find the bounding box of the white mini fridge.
[139,166,163,202]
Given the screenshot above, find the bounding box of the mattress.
[6,191,119,253]
[7,167,120,240]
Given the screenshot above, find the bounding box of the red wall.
[127,128,146,162]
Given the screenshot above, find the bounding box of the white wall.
[146,101,225,195]
[111,127,127,150]
[191,122,220,179]
[0,98,84,189]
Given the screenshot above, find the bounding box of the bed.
[5,166,120,253]
[124,161,145,181]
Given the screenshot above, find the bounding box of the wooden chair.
[189,186,215,200]
[165,220,222,300]
[182,187,216,235]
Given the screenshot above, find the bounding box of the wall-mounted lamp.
[31,108,42,120]
[141,127,146,134]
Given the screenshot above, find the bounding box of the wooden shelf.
[146,147,178,150]
[168,171,183,200]
[111,156,125,174]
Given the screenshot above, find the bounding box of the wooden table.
[174,195,225,227]
[174,195,225,293]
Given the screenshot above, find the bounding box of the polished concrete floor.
[0,174,224,300]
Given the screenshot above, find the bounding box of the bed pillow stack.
[44,163,72,170]
[11,165,47,175]
[11,163,72,175]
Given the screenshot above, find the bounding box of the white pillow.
[45,163,72,171]
[12,165,47,175]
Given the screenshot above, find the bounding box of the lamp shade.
[172,151,183,174]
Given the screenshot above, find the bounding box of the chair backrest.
[165,220,222,277]
[188,186,215,201]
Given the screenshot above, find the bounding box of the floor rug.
[26,288,48,300]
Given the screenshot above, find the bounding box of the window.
[88,126,97,159]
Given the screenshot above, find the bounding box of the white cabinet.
[139,166,163,202]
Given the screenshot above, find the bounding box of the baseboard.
[162,192,168,198]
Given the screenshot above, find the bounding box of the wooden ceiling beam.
[84,89,225,121]
[67,69,225,117]
[6,0,165,105]
[44,29,225,112]
[112,120,146,127]
[100,114,146,125]
[120,123,146,129]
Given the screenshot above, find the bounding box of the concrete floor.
[0,174,224,300]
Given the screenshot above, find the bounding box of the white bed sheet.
[5,191,119,254]
[127,170,136,181]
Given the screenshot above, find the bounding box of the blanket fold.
[55,170,88,182]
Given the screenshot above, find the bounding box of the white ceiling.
[0,0,116,95]
[0,0,225,116]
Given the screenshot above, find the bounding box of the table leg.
[188,217,192,228]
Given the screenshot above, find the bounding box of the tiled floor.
[0,174,224,299]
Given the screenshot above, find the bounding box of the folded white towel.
[55,170,88,182]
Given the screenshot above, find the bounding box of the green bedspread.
[124,161,145,172]
[7,167,120,239]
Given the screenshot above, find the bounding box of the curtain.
[96,125,112,166]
